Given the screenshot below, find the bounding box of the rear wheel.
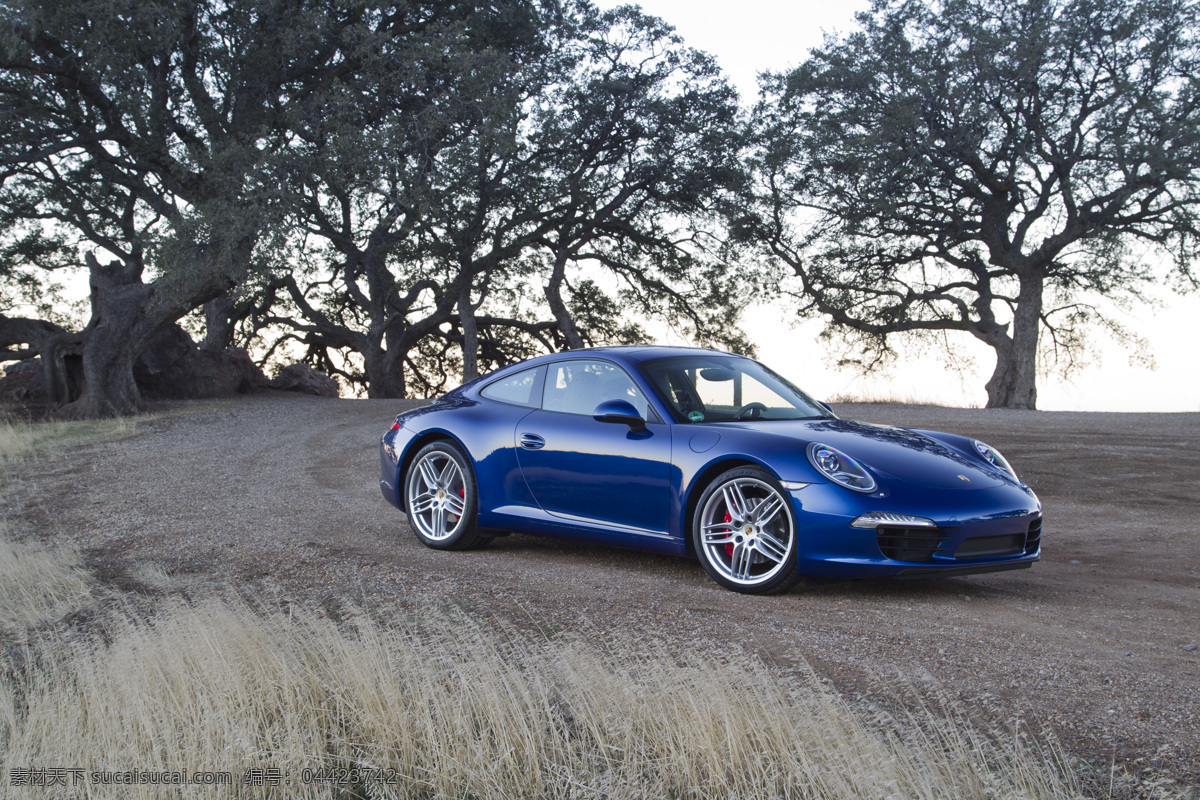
[405,441,490,550]
[692,467,800,594]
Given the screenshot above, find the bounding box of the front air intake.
[1025,517,1042,554]
[876,527,949,562]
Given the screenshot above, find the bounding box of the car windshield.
[639,356,833,422]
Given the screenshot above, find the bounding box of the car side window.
[542,360,651,418]
[480,366,543,407]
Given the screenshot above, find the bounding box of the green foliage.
[749,0,1200,407]
[0,0,754,402]
[567,279,646,347]
[270,0,753,395]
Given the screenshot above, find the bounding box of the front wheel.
[692,467,801,594]
[405,441,490,550]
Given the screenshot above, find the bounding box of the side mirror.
[819,401,833,414]
[593,398,646,432]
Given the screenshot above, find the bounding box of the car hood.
[718,419,1006,490]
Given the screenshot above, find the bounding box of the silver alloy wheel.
[406,450,468,542]
[698,476,794,586]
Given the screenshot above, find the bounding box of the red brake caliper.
[451,487,464,522]
[723,511,734,558]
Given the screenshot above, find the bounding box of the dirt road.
[8,393,1199,783]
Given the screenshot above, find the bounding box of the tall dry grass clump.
[0,414,111,634]
[0,409,1079,798]
[0,528,95,635]
[0,415,134,472]
[0,594,1080,800]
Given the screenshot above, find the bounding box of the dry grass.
[0,524,95,635]
[0,403,1089,799]
[0,416,136,473]
[0,592,1082,800]
[0,414,119,634]
[826,388,980,408]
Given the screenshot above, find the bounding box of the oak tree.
[749,0,1200,408]
[0,0,489,415]
[272,2,751,396]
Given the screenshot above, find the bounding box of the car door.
[515,358,671,535]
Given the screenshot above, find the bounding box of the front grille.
[876,527,950,562]
[1025,517,1042,554]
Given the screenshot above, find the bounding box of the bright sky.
[594,0,1200,412]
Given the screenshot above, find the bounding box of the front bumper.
[379,427,404,510]
[790,480,1042,578]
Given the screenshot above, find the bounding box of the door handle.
[519,433,545,450]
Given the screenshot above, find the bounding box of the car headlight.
[973,439,1018,480]
[806,442,877,493]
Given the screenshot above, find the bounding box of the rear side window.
[481,366,543,407]
[542,359,651,418]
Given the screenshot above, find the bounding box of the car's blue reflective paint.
[380,345,1041,579]
[785,480,1039,576]
[516,411,672,534]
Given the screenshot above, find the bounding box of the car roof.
[529,345,744,368]
[450,345,748,398]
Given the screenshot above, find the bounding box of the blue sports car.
[379,346,1041,594]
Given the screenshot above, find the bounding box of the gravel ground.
[6,392,1199,785]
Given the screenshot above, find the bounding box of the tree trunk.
[57,268,155,419]
[544,251,583,349]
[57,252,237,419]
[40,332,84,406]
[459,285,479,383]
[983,274,1042,409]
[201,294,236,352]
[363,343,409,399]
[59,327,144,418]
[0,314,83,405]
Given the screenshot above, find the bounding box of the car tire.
[405,441,490,551]
[692,466,801,594]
